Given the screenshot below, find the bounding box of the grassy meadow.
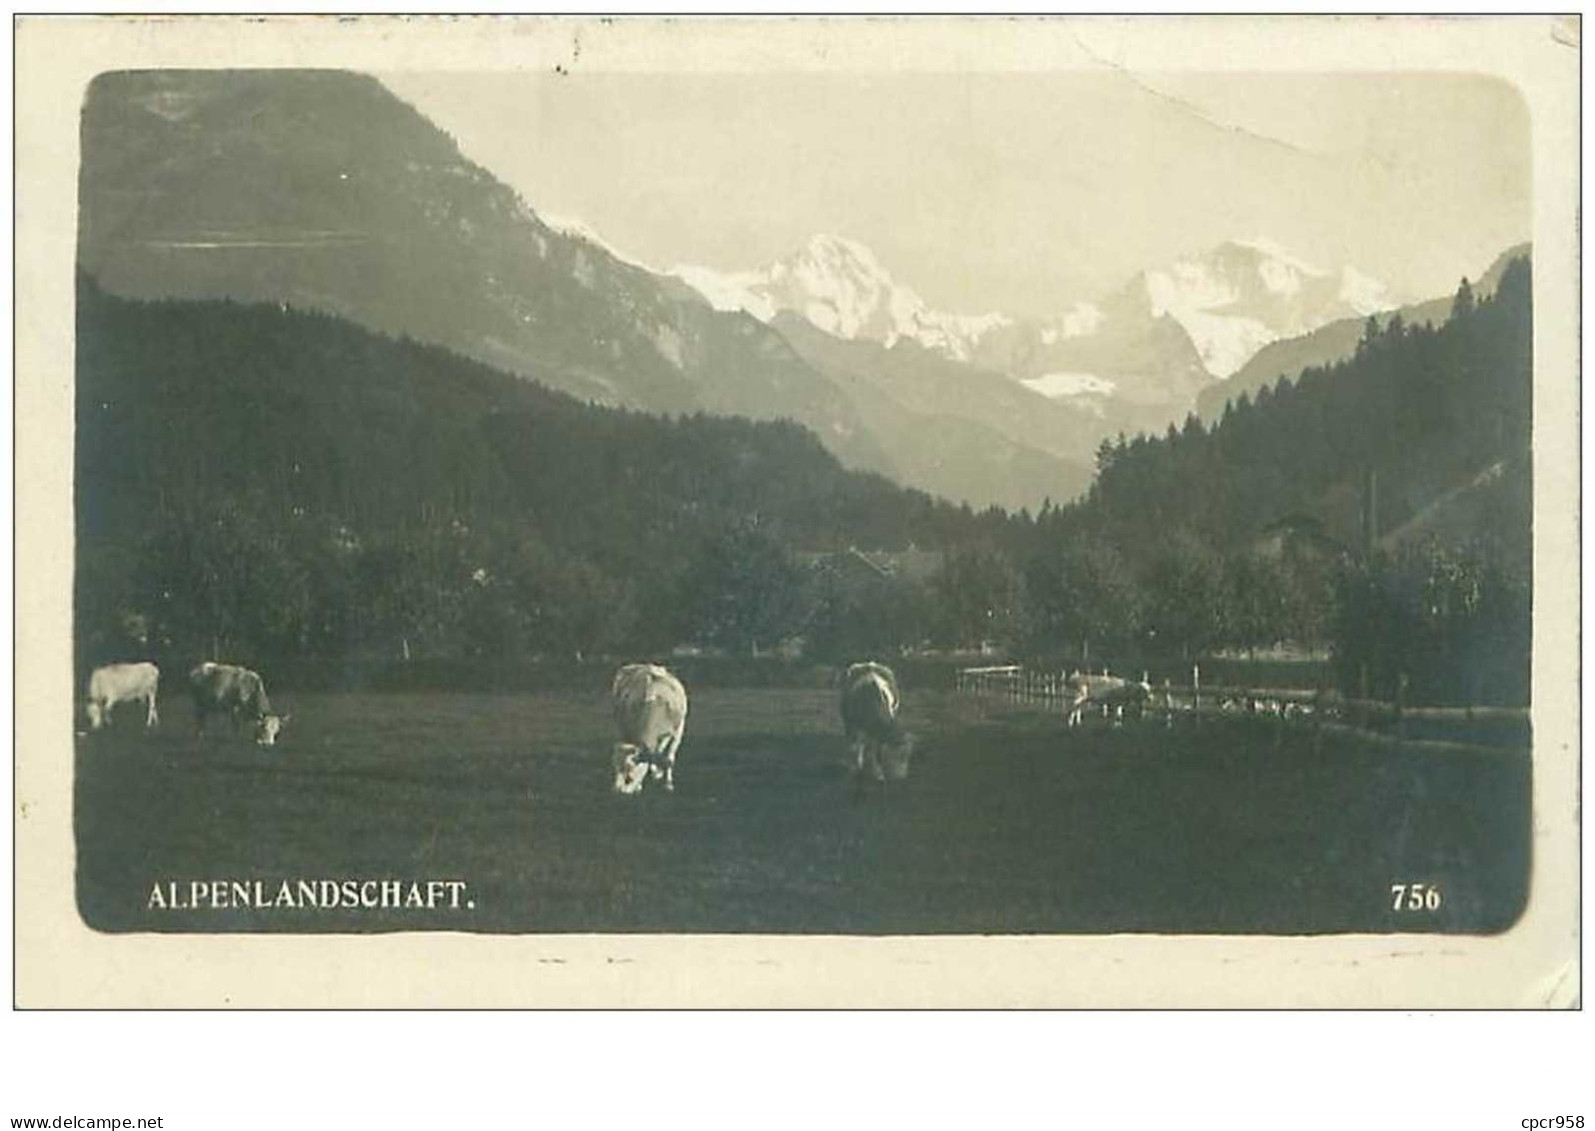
[74,687,1529,935]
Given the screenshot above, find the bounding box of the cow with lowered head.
[841,661,914,788]
[189,661,290,746]
[610,663,688,795]
[1065,670,1152,727]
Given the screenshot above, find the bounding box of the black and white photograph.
[13,14,1580,1008]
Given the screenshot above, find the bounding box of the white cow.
[840,661,913,786]
[611,663,687,795]
[1065,670,1152,727]
[189,661,289,746]
[85,661,160,730]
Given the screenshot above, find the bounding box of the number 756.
[1391,882,1443,911]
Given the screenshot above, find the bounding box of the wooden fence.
[954,663,1528,752]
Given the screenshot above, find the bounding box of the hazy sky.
[381,70,1530,320]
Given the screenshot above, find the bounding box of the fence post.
[1358,662,1370,730]
[1192,663,1201,726]
[1396,672,1409,740]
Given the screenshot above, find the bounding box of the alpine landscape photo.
[72,64,1535,937]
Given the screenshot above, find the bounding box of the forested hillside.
[1086,259,1530,551]
[74,275,1009,669]
[1018,256,1532,703]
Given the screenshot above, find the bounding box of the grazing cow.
[189,662,289,746]
[611,663,687,795]
[841,661,913,786]
[85,661,160,731]
[1065,670,1152,727]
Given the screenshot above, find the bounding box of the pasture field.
[74,688,1529,935]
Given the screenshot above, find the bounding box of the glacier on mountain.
[1022,372,1118,399]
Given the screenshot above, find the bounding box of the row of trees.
[75,503,1331,674]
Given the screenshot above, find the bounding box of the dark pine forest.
[75,256,1532,705]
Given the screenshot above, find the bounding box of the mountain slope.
[77,70,903,479]
[75,275,966,548]
[970,272,1215,433]
[770,313,1096,509]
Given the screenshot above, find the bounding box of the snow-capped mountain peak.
[765,232,906,339]
[672,235,1008,361]
[668,232,1395,419]
[1125,239,1396,379]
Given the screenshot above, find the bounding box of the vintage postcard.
[13,15,1580,1007]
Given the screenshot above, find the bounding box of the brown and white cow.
[86,661,161,731]
[841,661,913,786]
[610,663,688,795]
[189,661,289,746]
